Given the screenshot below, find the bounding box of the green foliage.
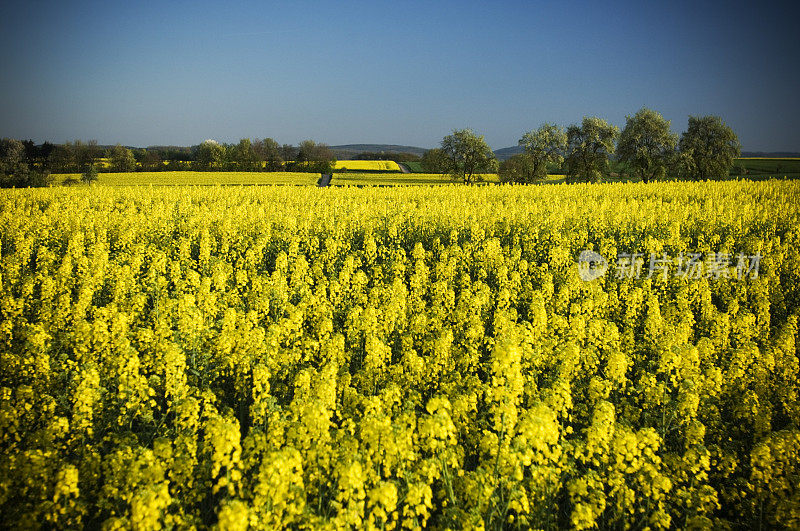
[76,140,101,174]
[81,163,98,183]
[48,144,77,173]
[617,108,678,183]
[518,123,568,182]
[420,148,449,174]
[1,138,29,187]
[230,138,261,172]
[1,138,53,187]
[194,140,225,171]
[138,149,164,171]
[110,144,137,173]
[498,153,537,183]
[565,117,620,183]
[291,140,336,174]
[730,163,747,176]
[679,116,741,180]
[253,137,284,171]
[441,129,497,183]
[280,143,299,162]
[27,170,54,188]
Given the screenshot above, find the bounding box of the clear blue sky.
[1,0,798,151]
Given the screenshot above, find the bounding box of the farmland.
[1,181,799,529]
[735,157,800,178]
[53,172,321,186]
[334,160,403,173]
[401,161,426,173]
[333,172,503,186]
[50,172,507,187]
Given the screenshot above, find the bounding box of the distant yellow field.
[335,160,402,172]
[334,172,503,185]
[53,171,320,186]
[51,171,513,186]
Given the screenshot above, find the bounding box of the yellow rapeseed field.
[335,160,403,172]
[53,171,321,186]
[1,181,799,528]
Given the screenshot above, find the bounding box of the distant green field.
[401,161,426,173]
[735,157,800,176]
[54,171,321,186]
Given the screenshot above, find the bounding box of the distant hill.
[331,144,540,162]
[493,145,524,161]
[332,144,545,163]
[146,145,194,151]
[44,142,800,162]
[331,144,429,158]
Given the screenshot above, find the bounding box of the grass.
[53,171,321,186]
[401,161,426,173]
[734,157,800,177]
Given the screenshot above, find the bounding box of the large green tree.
[517,123,567,182]
[617,108,678,183]
[565,117,619,183]
[194,140,225,170]
[81,163,98,184]
[1,138,53,187]
[21,140,54,172]
[420,148,449,173]
[678,115,741,180]
[110,144,137,172]
[1,138,29,187]
[440,129,497,184]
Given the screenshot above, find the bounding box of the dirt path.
[398,163,410,173]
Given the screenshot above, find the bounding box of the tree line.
[0,138,340,187]
[0,139,57,187]
[191,139,337,174]
[1,109,742,187]
[421,109,742,184]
